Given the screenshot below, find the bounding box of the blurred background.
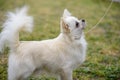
[0,0,120,80]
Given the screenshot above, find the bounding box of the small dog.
[0,6,87,80]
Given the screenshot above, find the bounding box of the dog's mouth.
[74,37,80,40]
[73,35,81,40]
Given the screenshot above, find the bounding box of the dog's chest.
[57,42,85,64]
[72,45,85,61]
[67,40,86,68]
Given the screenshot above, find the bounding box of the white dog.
[0,6,87,80]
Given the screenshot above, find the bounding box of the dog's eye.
[76,22,79,28]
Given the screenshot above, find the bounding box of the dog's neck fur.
[57,32,84,45]
[60,33,72,41]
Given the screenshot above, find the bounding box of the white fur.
[0,6,33,53]
[0,7,87,80]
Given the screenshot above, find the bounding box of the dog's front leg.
[59,69,73,80]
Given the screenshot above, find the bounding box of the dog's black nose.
[82,19,85,22]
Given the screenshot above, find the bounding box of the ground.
[0,0,120,80]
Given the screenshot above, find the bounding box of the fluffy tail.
[0,6,34,53]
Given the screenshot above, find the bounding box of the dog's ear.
[63,9,71,18]
[60,18,70,33]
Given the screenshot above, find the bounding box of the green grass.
[0,0,120,80]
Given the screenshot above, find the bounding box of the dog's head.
[61,9,86,40]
